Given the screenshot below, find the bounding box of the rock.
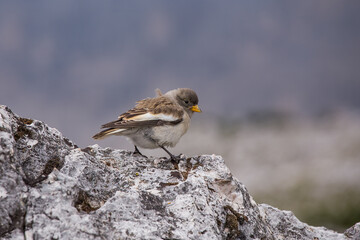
[0,105,358,240]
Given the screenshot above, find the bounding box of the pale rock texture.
[0,105,359,240]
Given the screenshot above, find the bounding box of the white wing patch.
[110,129,126,134]
[129,112,180,122]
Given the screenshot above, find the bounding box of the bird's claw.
[133,146,148,158]
[170,154,185,164]
[133,152,148,158]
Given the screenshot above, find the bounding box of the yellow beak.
[190,105,202,112]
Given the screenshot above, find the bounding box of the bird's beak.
[190,105,202,112]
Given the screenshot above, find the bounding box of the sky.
[1,1,360,147]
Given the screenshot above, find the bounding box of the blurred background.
[1,1,360,231]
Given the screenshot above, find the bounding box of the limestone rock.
[0,105,358,239]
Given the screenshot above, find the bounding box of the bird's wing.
[101,96,183,129]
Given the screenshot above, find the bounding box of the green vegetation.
[255,184,360,232]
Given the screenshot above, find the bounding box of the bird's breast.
[152,116,190,147]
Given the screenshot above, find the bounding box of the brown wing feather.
[118,95,183,120]
[101,118,182,129]
[100,95,183,130]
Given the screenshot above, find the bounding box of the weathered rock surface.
[0,105,359,240]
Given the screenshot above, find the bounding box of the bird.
[92,88,201,161]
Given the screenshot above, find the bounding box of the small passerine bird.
[93,88,201,161]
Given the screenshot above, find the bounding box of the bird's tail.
[92,128,124,140]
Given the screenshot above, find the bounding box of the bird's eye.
[184,100,189,104]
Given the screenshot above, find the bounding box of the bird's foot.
[133,146,148,158]
[159,145,182,163]
[169,153,185,164]
[133,152,148,158]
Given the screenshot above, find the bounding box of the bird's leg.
[159,145,182,163]
[133,145,147,158]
